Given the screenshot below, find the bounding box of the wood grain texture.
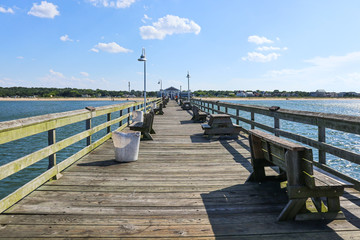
[1,100,360,239]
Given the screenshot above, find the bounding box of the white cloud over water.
[140,15,201,40]
[260,51,360,91]
[243,35,286,62]
[28,1,59,19]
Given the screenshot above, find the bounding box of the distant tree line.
[0,87,158,98]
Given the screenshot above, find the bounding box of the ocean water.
[0,100,129,199]
[223,99,360,181]
[0,99,360,199]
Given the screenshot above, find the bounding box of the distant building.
[246,91,254,97]
[236,91,246,97]
[160,86,181,99]
[310,89,326,97]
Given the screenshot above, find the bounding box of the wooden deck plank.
[1,100,360,239]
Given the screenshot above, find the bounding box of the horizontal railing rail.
[191,98,360,189]
[0,98,161,213]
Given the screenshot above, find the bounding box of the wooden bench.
[181,101,192,110]
[153,103,164,115]
[191,106,207,122]
[129,112,155,140]
[201,114,242,138]
[248,129,349,221]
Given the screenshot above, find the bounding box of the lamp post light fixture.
[158,79,162,97]
[138,48,147,113]
[186,71,191,101]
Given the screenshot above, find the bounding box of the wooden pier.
[1,100,360,238]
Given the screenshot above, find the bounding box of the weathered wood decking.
[1,101,360,239]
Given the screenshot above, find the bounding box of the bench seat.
[129,112,155,140]
[248,129,350,221]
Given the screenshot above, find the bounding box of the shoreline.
[0,97,145,101]
[0,97,359,102]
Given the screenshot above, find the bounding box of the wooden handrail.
[0,98,160,213]
[191,98,360,189]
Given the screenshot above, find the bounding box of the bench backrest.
[249,129,315,188]
[208,114,233,127]
[192,106,199,116]
[143,112,154,132]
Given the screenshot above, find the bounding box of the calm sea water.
[0,99,360,199]
[0,100,128,199]
[224,99,360,182]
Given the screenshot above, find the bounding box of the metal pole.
[143,61,146,113]
[186,71,190,101]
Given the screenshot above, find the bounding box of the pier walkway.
[1,100,360,239]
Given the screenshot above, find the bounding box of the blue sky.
[1,0,360,92]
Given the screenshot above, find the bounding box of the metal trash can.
[112,131,141,162]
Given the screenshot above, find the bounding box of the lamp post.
[138,48,147,113]
[158,79,162,97]
[186,71,190,101]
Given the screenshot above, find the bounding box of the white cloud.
[87,0,136,8]
[141,14,151,23]
[242,52,280,62]
[140,15,201,40]
[60,34,73,42]
[41,69,98,88]
[248,35,273,45]
[0,6,14,14]
[91,42,132,53]
[17,56,24,59]
[28,1,59,19]
[256,46,288,51]
[49,69,65,78]
[80,72,89,77]
[261,51,360,91]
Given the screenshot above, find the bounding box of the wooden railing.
[0,98,161,213]
[191,98,360,189]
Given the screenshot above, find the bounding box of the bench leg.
[143,132,153,140]
[150,129,156,134]
[248,159,266,182]
[278,199,307,221]
[327,197,341,212]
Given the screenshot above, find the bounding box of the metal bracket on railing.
[85,106,96,111]
[269,106,280,112]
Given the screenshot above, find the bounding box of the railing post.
[86,118,91,146]
[318,126,326,164]
[251,112,255,129]
[107,113,111,134]
[274,115,280,137]
[127,107,131,125]
[236,109,240,125]
[48,129,56,169]
[119,110,123,127]
[85,106,95,146]
[225,106,228,114]
[212,103,214,114]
